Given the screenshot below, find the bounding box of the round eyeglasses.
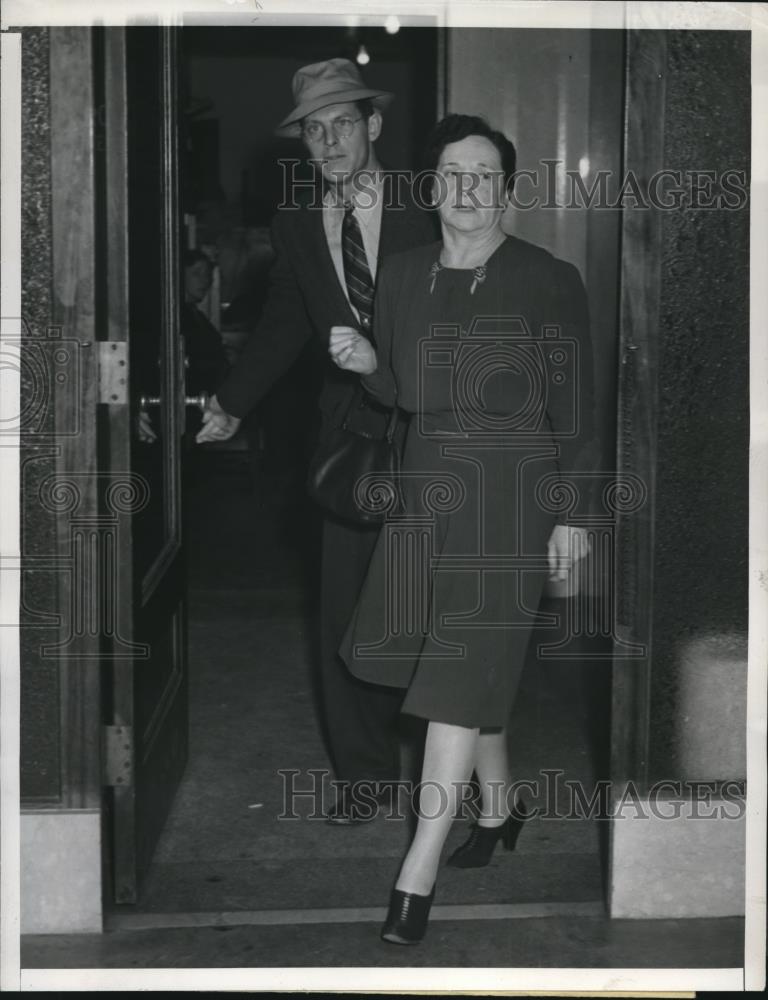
[301,116,363,142]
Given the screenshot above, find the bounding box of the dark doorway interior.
[182,25,440,218]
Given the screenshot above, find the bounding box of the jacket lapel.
[305,196,358,328]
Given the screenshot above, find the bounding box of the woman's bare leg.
[395,720,478,896]
[473,728,511,827]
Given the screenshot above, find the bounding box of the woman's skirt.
[339,416,559,728]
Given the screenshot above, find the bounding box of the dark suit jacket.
[216,174,437,437]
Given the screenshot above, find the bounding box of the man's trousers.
[319,512,404,787]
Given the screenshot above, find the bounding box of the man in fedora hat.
[197,58,436,822]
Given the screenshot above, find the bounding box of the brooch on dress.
[428,261,487,295]
[470,264,487,295]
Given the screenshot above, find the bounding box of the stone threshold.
[107,899,605,932]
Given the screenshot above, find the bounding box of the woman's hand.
[547,525,591,582]
[328,325,377,375]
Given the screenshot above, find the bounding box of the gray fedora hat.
[275,57,393,137]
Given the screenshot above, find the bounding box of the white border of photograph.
[1,0,766,993]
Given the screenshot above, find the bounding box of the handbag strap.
[384,394,400,443]
[339,379,368,431]
[339,381,400,442]
[388,322,399,441]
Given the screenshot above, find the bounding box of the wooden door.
[98,25,189,904]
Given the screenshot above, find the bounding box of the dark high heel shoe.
[381,886,435,945]
[446,799,529,868]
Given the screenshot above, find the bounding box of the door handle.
[140,391,209,411]
[185,392,209,411]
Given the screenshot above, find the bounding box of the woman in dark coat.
[329,115,595,944]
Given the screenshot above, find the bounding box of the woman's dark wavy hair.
[423,114,517,194]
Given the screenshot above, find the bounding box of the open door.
[99,25,190,904]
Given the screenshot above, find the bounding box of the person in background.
[181,249,230,402]
[220,225,275,330]
[138,248,229,444]
[220,227,314,499]
[195,58,437,823]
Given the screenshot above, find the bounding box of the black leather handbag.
[307,385,402,525]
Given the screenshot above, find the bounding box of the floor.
[21,448,746,975]
[22,913,745,971]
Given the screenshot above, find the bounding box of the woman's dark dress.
[339,236,594,728]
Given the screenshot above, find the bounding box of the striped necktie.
[341,203,374,336]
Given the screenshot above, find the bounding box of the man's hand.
[547,524,590,582]
[329,325,377,375]
[195,393,242,444]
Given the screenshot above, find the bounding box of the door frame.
[608,28,666,793]
[18,23,190,930]
[100,23,190,905]
[18,25,104,935]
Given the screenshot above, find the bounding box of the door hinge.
[102,724,134,787]
[98,341,128,404]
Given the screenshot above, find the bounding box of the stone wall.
[648,30,749,783]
